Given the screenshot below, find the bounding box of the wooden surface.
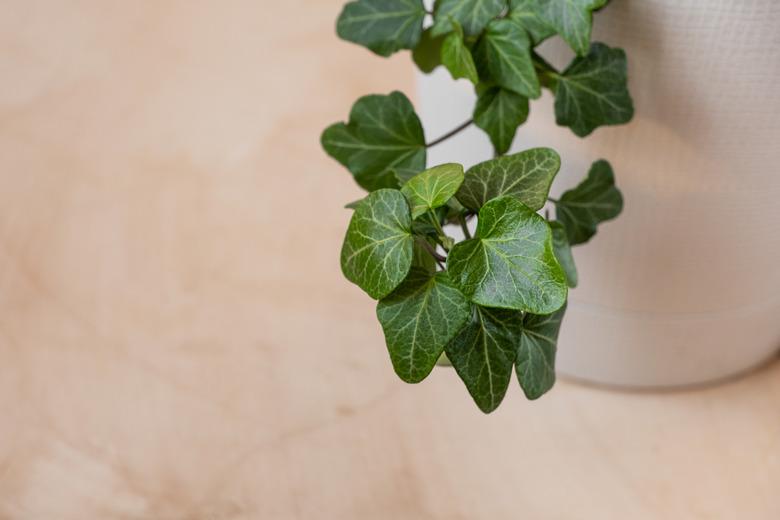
[0,2,778,518]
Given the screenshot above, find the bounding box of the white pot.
[418,0,780,387]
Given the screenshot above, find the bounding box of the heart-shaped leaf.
[377,270,471,383]
[474,19,541,99]
[473,87,529,156]
[448,196,567,313]
[341,189,414,299]
[456,148,560,211]
[431,0,506,37]
[337,0,426,57]
[550,221,577,287]
[446,305,523,413]
[535,0,607,56]
[553,42,634,137]
[441,20,479,84]
[321,92,427,191]
[555,159,623,245]
[401,163,465,219]
[516,302,566,399]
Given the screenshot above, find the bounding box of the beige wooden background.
[0,1,778,518]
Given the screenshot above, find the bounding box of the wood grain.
[0,1,777,518]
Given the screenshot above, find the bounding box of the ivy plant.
[323,0,632,413]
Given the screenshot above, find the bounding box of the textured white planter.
[418,1,780,387]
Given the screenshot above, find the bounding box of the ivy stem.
[426,119,474,147]
[548,197,559,203]
[426,211,452,252]
[458,214,472,239]
[419,238,447,263]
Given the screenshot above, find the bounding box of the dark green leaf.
[516,302,566,399]
[447,196,567,313]
[431,0,506,37]
[473,87,529,155]
[555,159,623,245]
[401,163,465,219]
[446,305,523,413]
[336,0,426,56]
[412,237,438,274]
[508,0,555,44]
[550,222,577,287]
[377,270,471,383]
[321,91,427,191]
[340,189,414,299]
[441,21,479,84]
[553,42,634,137]
[474,19,540,99]
[456,147,560,211]
[413,28,445,73]
[535,0,607,56]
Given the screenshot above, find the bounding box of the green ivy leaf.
[447,196,567,313]
[336,0,426,57]
[412,237,438,274]
[473,87,529,155]
[441,20,480,84]
[446,305,523,413]
[508,0,555,44]
[474,19,541,99]
[516,302,566,400]
[321,91,427,191]
[413,28,445,73]
[431,0,506,37]
[550,222,578,287]
[535,0,607,56]
[555,159,623,245]
[401,163,465,219]
[553,42,634,137]
[456,147,560,211]
[341,189,414,299]
[377,270,471,383]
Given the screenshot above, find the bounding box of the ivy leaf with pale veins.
[431,0,506,37]
[555,159,623,245]
[508,0,555,44]
[441,20,479,84]
[474,19,541,99]
[377,270,471,383]
[447,196,567,313]
[550,222,578,287]
[340,189,414,299]
[473,87,529,155]
[401,163,465,219]
[553,42,633,137]
[535,0,607,56]
[413,28,445,73]
[445,305,523,413]
[516,302,566,399]
[336,0,426,57]
[456,147,560,211]
[321,91,426,191]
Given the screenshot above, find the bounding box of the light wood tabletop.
[0,1,778,518]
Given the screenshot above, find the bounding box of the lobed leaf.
[377,270,471,383]
[508,0,555,44]
[431,0,506,37]
[336,0,426,56]
[446,305,523,413]
[554,159,623,245]
[441,21,480,84]
[515,302,566,399]
[456,147,560,211]
[340,189,415,299]
[401,163,465,219]
[553,42,634,137]
[447,196,567,314]
[321,91,426,191]
[413,28,445,73]
[535,0,607,56]
[473,87,529,156]
[474,18,541,99]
